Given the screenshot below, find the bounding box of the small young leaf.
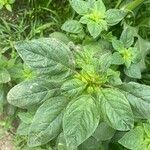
[7,79,61,108]
[63,95,99,149]
[111,52,124,65]
[0,68,11,84]
[87,22,101,38]
[118,82,150,119]
[28,96,69,147]
[61,20,83,34]
[112,39,124,52]
[69,0,89,15]
[94,0,106,14]
[5,4,12,11]
[124,63,141,79]
[119,126,144,149]
[106,9,126,26]
[61,79,87,98]
[99,88,134,131]
[120,26,135,48]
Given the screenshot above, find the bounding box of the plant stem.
[122,0,145,11]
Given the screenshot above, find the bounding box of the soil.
[0,115,15,150]
[0,132,14,150]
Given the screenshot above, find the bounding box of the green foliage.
[0,0,15,11]
[0,0,150,150]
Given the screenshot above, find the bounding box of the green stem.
[122,0,145,11]
[115,0,122,8]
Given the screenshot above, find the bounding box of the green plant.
[0,0,15,11]
[6,31,150,149]
[0,0,150,150]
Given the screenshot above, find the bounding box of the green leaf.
[0,84,5,113]
[18,112,34,124]
[93,122,115,141]
[7,79,61,108]
[93,0,106,14]
[107,69,122,86]
[111,52,124,65]
[143,123,150,138]
[99,88,134,131]
[106,9,126,26]
[79,136,102,150]
[63,95,99,149]
[28,96,69,147]
[87,22,101,38]
[61,79,87,98]
[50,32,70,45]
[119,126,144,149]
[120,25,136,48]
[124,63,141,79]
[15,38,75,79]
[135,37,150,71]
[118,82,150,119]
[61,20,83,34]
[112,39,124,52]
[17,122,30,136]
[5,4,12,11]
[0,68,11,84]
[69,0,89,15]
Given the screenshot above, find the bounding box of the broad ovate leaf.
[28,96,69,147]
[15,38,75,79]
[106,9,126,26]
[0,68,11,84]
[118,82,150,119]
[87,22,101,38]
[119,126,144,149]
[63,95,100,149]
[61,20,83,34]
[7,79,61,108]
[69,0,89,15]
[99,88,134,131]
